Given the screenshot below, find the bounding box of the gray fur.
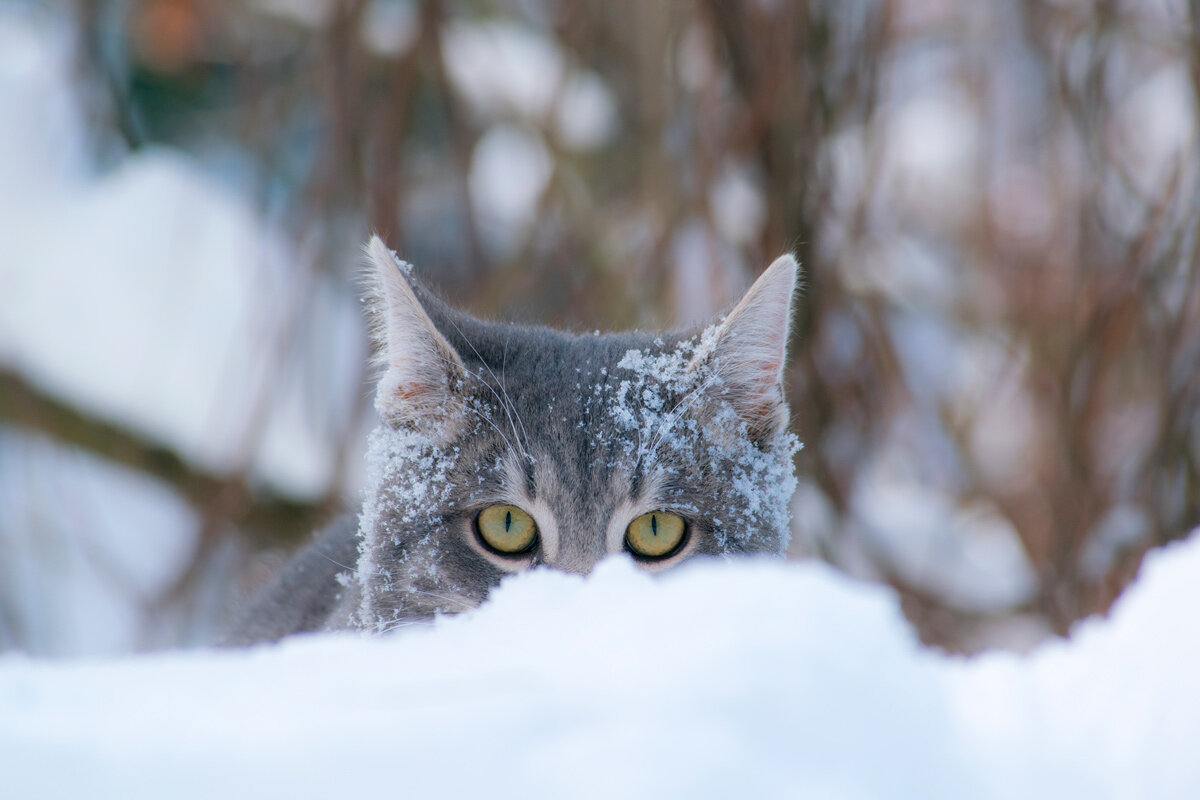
[226,240,800,644]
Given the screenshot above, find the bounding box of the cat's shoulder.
[223,516,359,646]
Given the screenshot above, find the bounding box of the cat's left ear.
[692,254,799,441]
[365,236,467,436]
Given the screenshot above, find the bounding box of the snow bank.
[0,7,363,501]
[3,533,1197,799]
[0,6,368,654]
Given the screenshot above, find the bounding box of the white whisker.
[441,314,533,464]
[644,371,721,458]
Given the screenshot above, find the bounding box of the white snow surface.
[3,532,1198,799]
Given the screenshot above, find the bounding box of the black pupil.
[504,510,512,532]
[651,515,658,536]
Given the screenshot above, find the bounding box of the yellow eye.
[476,505,538,554]
[625,511,687,559]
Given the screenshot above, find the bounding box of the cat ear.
[692,254,799,441]
[365,236,466,434]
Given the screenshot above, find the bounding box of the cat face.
[356,238,800,632]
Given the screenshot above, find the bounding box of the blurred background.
[0,0,1196,656]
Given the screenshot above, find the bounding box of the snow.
[669,220,747,326]
[469,124,553,258]
[1114,63,1196,196]
[357,421,463,629]
[552,70,619,150]
[360,0,418,57]
[0,141,361,499]
[442,19,618,150]
[0,6,370,654]
[709,160,768,247]
[253,0,334,28]
[0,429,200,655]
[613,327,801,552]
[882,85,981,224]
[3,531,1198,798]
[0,7,369,502]
[852,450,1038,615]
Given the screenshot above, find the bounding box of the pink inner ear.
[721,353,784,424]
[391,381,438,402]
[368,238,467,425]
[707,254,797,434]
[749,354,784,393]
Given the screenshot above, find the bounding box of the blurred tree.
[1,0,1196,653]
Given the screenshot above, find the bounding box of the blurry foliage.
[40,0,1200,650]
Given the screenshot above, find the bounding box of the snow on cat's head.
[356,237,800,631]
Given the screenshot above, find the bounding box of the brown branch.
[0,368,339,548]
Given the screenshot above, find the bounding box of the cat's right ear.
[365,236,467,436]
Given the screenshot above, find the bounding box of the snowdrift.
[3,534,1198,799]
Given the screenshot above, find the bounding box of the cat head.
[357,236,801,631]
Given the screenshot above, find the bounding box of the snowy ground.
[2,532,1197,799]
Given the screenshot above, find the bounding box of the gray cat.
[228,237,800,644]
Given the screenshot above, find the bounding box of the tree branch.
[0,368,339,547]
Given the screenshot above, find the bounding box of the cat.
[227,236,800,644]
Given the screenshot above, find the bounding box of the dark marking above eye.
[629,458,644,497]
[522,456,537,498]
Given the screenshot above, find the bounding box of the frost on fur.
[607,256,802,554]
[609,334,800,555]
[351,248,802,633]
[356,422,461,631]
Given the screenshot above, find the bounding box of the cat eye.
[475,505,538,555]
[625,511,687,559]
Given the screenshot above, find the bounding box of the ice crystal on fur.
[610,329,800,552]
[356,424,461,630]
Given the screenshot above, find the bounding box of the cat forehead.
[445,323,678,381]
